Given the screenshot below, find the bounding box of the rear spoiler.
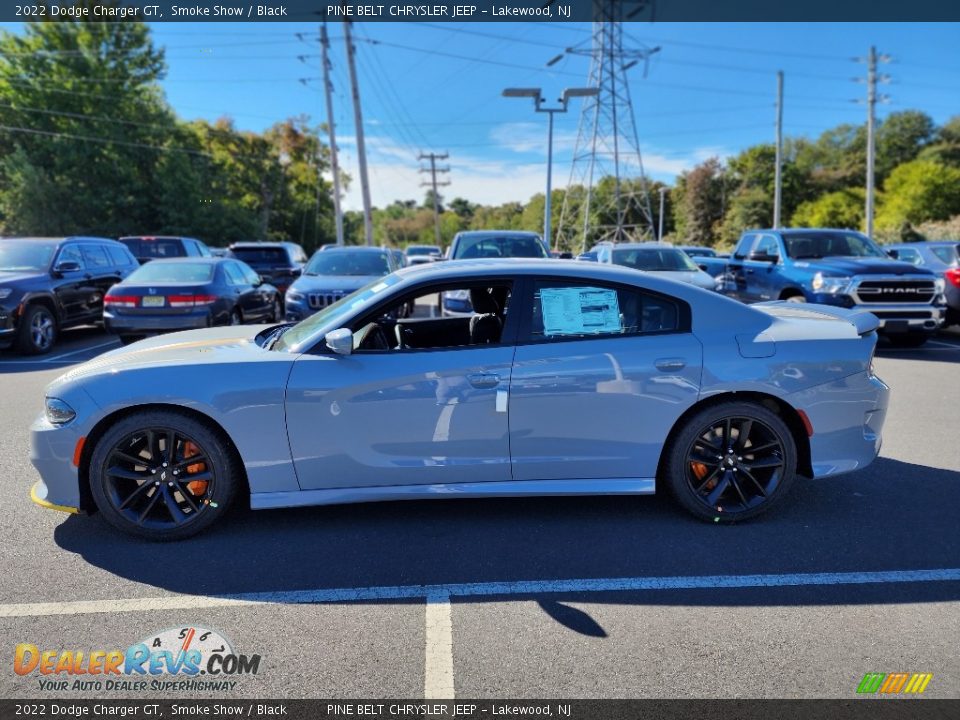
[756,301,880,336]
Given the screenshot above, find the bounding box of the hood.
[49,325,278,388]
[291,274,382,292]
[791,256,934,276]
[0,270,45,286]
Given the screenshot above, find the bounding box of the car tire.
[886,333,929,348]
[230,309,242,326]
[119,335,141,346]
[16,303,58,355]
[783,294,806,303]
[89,410,240,541]
[662,401,798,523]
[270,298,282,323]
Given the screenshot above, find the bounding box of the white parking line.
[43,340,119,362]
[423,592,454,699]
[1,568,958,619]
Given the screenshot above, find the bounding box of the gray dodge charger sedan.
[30,259,889,540]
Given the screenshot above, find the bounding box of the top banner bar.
[6,0,960,22]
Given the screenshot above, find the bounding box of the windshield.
[783,232,886,259]
[0,241,56,272]
[230,247,289,266]
[406,246,440,256]
[121,238,185,259]
[273,274,403,352]
[613,247,699,272]
[452,235,547,259]
[126,262,215,283]
[304,250,391,277]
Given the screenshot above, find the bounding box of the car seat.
[469,287,503,344]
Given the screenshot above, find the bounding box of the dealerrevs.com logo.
[857,672,933,695]
[14,627,262,692]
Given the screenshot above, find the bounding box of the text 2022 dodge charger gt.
[30,259,889,540]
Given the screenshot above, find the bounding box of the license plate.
[142,296,165,307]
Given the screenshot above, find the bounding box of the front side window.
[527,279,682,341]
[783,232,886,259]
[752,235,780,258]
[80,244,110,268]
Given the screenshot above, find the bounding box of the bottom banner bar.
[0,699,956,720]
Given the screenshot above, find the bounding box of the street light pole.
[503,87,598,252]
[657,186,667,241]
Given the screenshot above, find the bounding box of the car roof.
[608,242,684,250]
[119,235,198,241]
[454,230,542,238]
[229,241,299,249]
[888,240,959,247]
[4,236,118,244]
[317,246,390,253]
[133,257,224,264]
[748,228,865,235]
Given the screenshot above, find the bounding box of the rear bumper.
[809,294,945,333]
[104,309,209,335]
[789,370,890,479]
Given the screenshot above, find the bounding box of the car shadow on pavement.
[53,455,960,613]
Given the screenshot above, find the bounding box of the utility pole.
[773,70,783,228]
[320,23,344,246]
[657,187,667,241]
[419,152,450,247]
[343,21,373,246]
[857,46,890,239]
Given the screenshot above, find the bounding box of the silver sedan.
[30,259,889,540]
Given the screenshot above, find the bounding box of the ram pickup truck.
[697,228,946,347]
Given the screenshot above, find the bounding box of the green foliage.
[791,189,864,230]
[875,159,960,231]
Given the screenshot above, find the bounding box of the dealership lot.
[1,326,958,698]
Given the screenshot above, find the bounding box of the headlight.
[934,278,945,295]
[0,288,12,300]
[45,397,76,425]
[286,290,305,303]
[811,272,851,294]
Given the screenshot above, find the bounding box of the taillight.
[104,294,137,308]
[168,295,217,307]
[946,268,960,289]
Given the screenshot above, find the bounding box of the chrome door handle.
[467,373,499,389]
[655,358,686,371]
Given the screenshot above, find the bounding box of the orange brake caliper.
[183,441,208,497]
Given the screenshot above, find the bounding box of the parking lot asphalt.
[0,324,958,699]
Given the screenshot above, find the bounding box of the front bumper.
[30,413,85,512]
[0,303,20,348]
[790,370,890,479]
[809,294,945,333]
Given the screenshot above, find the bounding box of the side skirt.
[250,477,656,511]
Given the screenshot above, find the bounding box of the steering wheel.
[354,322,390,351]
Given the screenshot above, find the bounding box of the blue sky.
[8,21,960,210]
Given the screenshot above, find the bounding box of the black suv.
[227,241,307,299]
[0,236,139,354]
[119,236,212,264]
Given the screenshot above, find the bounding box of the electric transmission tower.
[554,3,661,253]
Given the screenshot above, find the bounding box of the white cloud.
[489,122,578,155]
[332,134,734,210]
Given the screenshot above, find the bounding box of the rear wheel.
[229,308,242,326]
[270,298,282,323]
[89,411,240,540]
[663,401,798,522]
[17,304,57,355]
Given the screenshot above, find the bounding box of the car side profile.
[0,236,139,354]
[30,260,889,540]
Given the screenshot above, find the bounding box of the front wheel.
[662,401,798,523]
[17,304,58,355]
[89,411,240,540]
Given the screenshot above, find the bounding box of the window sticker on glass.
[540,287,621,336]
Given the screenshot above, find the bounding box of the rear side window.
[80,244,110,268]
[931,246,959,266]
[106,246,133,266]
[526,279,684,341]
[224,263,247,286]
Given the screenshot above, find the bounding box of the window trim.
[515,274,692,346]
[306,275,523,356]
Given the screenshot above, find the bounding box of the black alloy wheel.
[664,401,798,522]
[90,411,238,540]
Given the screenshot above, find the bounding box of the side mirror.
[887,249,899,259]
[325,328,353,356]
[53,260,81,275]
[291,267,303,276]
[559,252,573,260]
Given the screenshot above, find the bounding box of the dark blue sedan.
[103,257,281,343]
